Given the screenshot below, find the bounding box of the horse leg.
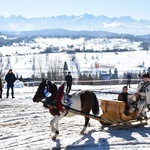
[80,117,90,134]
[50,113,64,140]
[80,92,92,134]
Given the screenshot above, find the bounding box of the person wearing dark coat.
[5,69,16,98]
[127,72,132,88]
[65,71,72,93]
[118,86,130,116]
[0,73,3,98]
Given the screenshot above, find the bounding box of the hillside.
[0,36,149,79]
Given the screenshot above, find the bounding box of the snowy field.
[0,37,149,79]
[0,85,150,150]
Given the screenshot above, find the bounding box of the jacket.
[65,75,72,85]
[0,77,2,90]
[5,73,16,85]
[118,92,130,110]
[136,81,150,104]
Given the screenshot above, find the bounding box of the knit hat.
[142,73,150,78]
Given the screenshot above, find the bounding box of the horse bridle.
[35,82,51,100]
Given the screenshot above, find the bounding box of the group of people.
[0,69,16,99]
[118,72,150,119]
[0,70,73,100]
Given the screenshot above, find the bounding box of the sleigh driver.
[135,73,150,120]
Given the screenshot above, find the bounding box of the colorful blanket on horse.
[55,83,65,112]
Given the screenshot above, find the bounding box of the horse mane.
[55,83,65,112]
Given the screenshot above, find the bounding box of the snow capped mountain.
[0,14,150,35]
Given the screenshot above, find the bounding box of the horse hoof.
[88,123,91,127]
[80,131,84,135]
[52,136,57,140]
[80,131,85,135]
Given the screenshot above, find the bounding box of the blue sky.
[0,0,149,20]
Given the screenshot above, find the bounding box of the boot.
[12,94,15,98]
[12,91,15,98]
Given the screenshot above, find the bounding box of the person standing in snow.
[127,72,132,88]
[5,69,16,98]
[135,73,150,119]
[137,71,142,83]
[0,73,3,98]
[65,71,72,93]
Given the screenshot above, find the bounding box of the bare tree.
[5,55,11,70]
[36,55,43,78]
[32,55,36,78]
[46,54,63,81]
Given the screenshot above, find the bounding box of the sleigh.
[49,98,149,129]
[53,98,149,129]
[99,99,149,128]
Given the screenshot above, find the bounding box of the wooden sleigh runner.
[100,99,149,129]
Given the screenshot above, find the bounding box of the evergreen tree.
[109,69,112,79]
[143,69,146,74]
[63,61,68,71]
[113,68,118,79]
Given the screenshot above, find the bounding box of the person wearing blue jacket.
[5,69,16,98]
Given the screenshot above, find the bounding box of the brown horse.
[33,79,100,140]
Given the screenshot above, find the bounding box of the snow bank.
[4,79,25,89]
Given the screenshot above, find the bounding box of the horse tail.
[91,92,99,115]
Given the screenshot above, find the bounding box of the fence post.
[33,81,34,92]
[110,79,112,89]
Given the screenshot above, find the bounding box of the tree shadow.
[51,124,150,149]
[103,124,150,143]
[51,129,109,149]
[51,139,61,150]
[131,125,150,138]
[65,129,110,150]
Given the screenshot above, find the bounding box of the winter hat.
[142,73,150,78]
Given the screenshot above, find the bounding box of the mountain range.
[0,14,150,35]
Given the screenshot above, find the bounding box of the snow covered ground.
[0,37,149,79]
[1,49,149,79]
[0,85,150,150]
